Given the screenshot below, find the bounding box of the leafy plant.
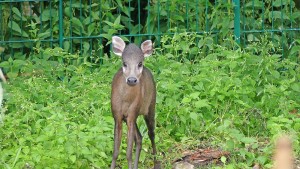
[0,27,299,169]
[1,0,300,66]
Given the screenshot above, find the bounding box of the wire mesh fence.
[0,0,299,63]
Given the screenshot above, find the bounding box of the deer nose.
[127,77,138,85]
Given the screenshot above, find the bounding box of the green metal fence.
[0,0,300,62]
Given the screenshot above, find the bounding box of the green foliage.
[241,0,300,59]
[1,0,300,64]
[0,54,115,168]
[1,34,299,168]
[153,33,300,168]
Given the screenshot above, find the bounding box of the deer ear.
[141,40,153,57]
[112,36,126,57]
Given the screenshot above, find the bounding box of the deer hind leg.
[144,114,160,169]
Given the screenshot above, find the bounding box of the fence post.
[233,0,241,44]
[59,0,63,48]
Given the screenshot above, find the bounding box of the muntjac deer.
[110,36,160,169]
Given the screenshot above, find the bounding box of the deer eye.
[138,62,143,68]
[123,62,127,67]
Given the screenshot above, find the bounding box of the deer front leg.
[133,122,142,169]
[110,118,122,169]
[126,118,136,169]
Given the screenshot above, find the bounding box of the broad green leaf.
[114,15,121,26]
[270,11,290,20]
[71,18,84,30]
[194,99,210,108]
[107,28,117,35]
[64,41,70,51]
[291,83,300,92]
[99,34,112,41]
[7,72,18,78]
[256,156,267,164]
[103,21,114,27]
[271,70,280,79]
[91,11,100,20]
[12,7,26,21]
[226,139,235,150]
[38,32,51,39]
[100,152,108,158]
[0,61,9,68]
[241,137,256,144]
[122,7,131,17]
[88,23,95,36]
[198,39,204,48]
[182,97,191,103]
[190,112,198,120]
[229,61,237,69]
[217,95,225,101]
[82,17,92,26]
[69,155,76,163]
[21,31,30,39]
[8,57,13,63]
[8,21,22,34]
[41,9,56,21]
[116,0,123,9]
[13,60,26,67]
[190,92,200,99]
[12,7,21,17]
[22,146,30,154]
[64,7,72,18]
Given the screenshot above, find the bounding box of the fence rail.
[0,0,300,62]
